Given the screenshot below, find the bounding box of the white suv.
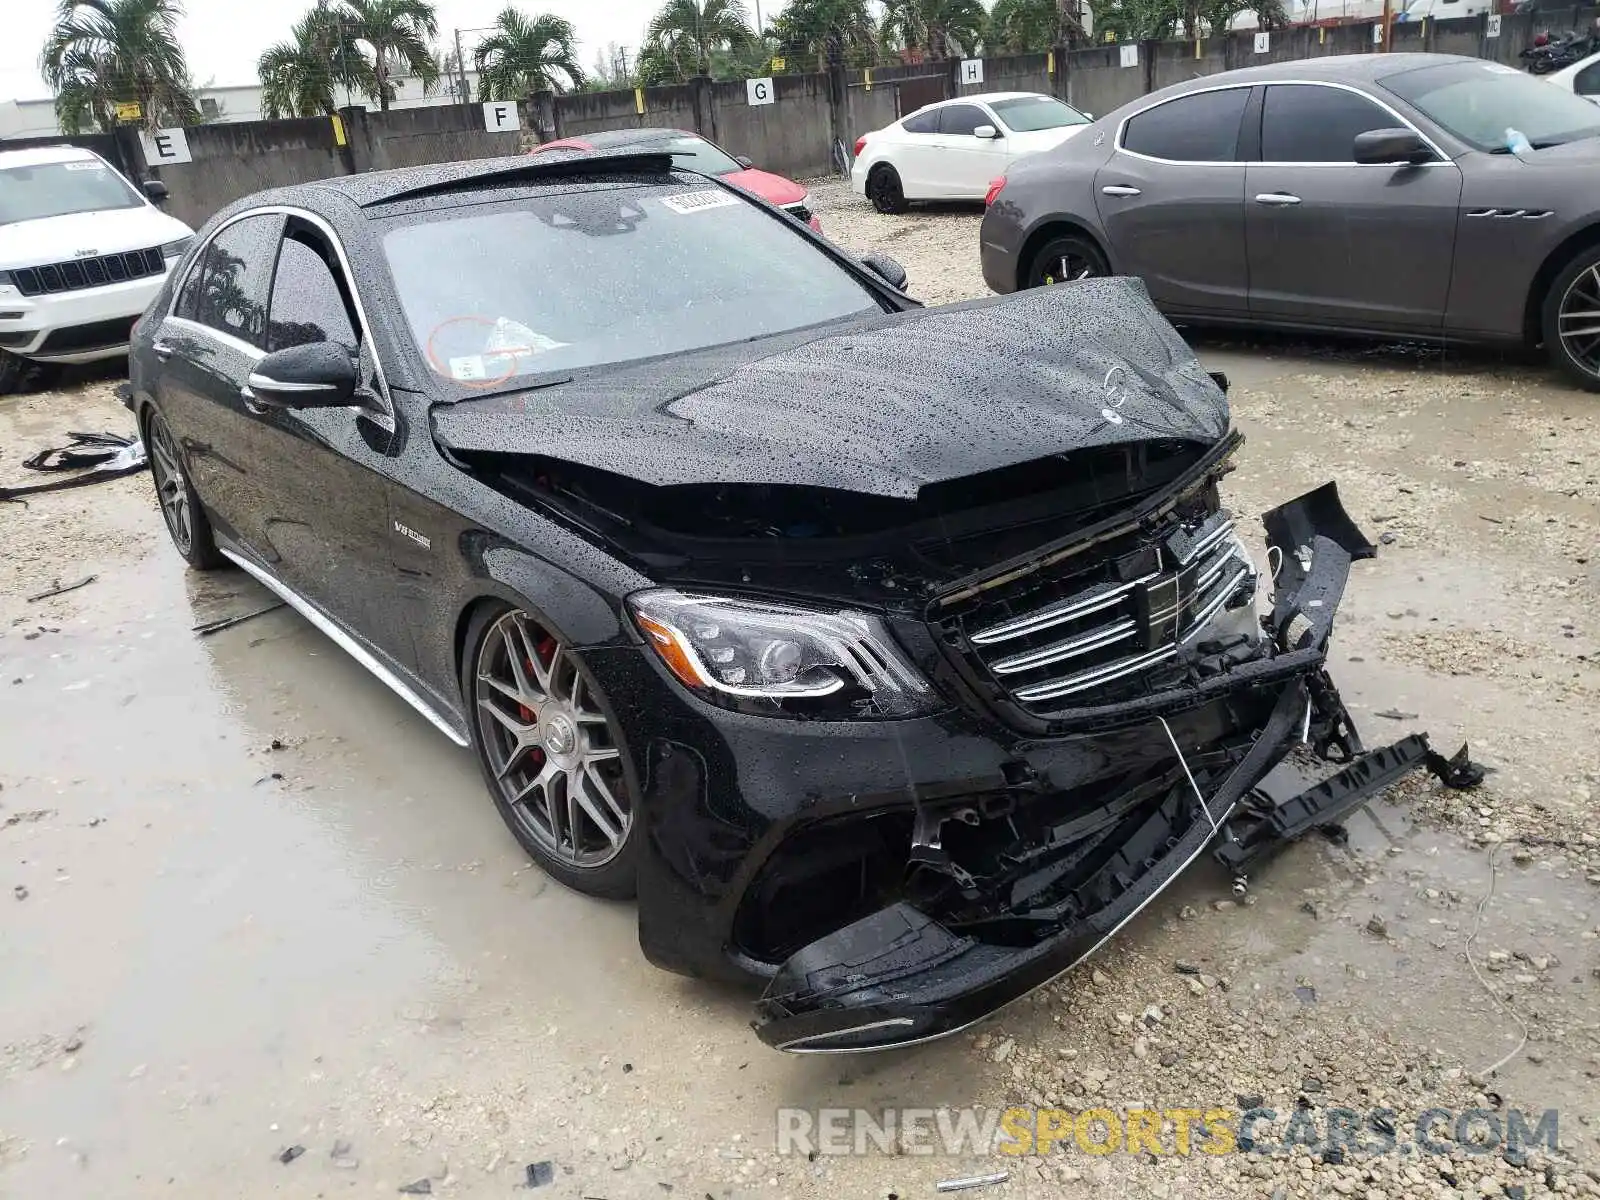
[0,144,194,394]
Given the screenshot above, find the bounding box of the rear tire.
[1542,246,1600,392]
[1025,234,1110,289]
[866,164,908,215]
[142,405,224,570]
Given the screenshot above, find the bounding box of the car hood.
[1515,134,1600,165]
[0,206,192,270]
[721,166,807,206]
[430,277,1230,500]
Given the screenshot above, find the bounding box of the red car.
[530,128,821,231]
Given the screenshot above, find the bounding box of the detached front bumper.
[749,485,1477,1053]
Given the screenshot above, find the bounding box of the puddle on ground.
[1156,796,1598,1117]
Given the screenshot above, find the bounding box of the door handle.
[151,340,174,361]
[1255,192,1302,206]
[1101,185,1142,196]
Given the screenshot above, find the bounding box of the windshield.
[0,157,143,225]
[990,96,1091,133]
[1381,60,1600,151]
[382,182,880,387]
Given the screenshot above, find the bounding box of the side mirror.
[246,342,358,410]
[1083,110,1094,118]
[973,124,1000,139]
[143,178,169,202]
[734,154,755,168]
[1353,128,1434,165]
[860,252,908,290]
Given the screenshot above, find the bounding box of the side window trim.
[168,204,394,429]
[1114,85,1254,165]
[1253,80,1448,166]
[1115,79,1449,166]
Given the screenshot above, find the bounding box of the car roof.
[917,91,1049,111]
[1148,51,1480,98]
[0,144,103,169]
[270,149,684,210]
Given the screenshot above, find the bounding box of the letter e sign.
[483,102,520,132]
[746,77,774,105]
[140,128,192,165]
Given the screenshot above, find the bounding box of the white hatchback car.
[0,144,194,393]
[851,92,1093,213]
[1547,50,1600,105]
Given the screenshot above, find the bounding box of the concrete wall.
[1066,45,1151,117]
[555,85,699,139]
[972,52,1053,96]
[709,73,836,178]
[358,104,520,171]
[153,117,345,230]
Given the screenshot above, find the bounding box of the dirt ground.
[1,181,1598,1200]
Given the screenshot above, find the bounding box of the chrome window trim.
[166,204,396,432]
[166,313,263,361]
[1113,78,1451,168]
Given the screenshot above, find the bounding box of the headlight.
[628,589,935,718]
[160,236,194,260]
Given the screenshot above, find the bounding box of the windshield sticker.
[62,162,108,171]
[449,355,489,381]
[660,190,740,214]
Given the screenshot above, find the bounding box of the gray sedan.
[979,53,1600,389]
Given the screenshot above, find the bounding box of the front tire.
[142,406,224,569]
[1025,234,1110,288]
[0,350,24,396]
[1543,247,1600,392]
[866,164,908,215]
[462,603,639,900]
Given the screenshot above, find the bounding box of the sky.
[1,0,781,103]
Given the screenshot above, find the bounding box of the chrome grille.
[948,512,1257,714]
[13,248,166,297]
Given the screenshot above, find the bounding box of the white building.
[1,69,481,140]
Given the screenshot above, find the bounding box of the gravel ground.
[2,187,1597,1199]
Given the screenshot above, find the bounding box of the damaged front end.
[751,476,1480,1053]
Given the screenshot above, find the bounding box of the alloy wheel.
[147,412,193,554]
[1557,263,1600,380]
[472,610,632,869]
[1039,253,1096,286]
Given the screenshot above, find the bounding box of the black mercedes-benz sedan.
[127,152,1474,1052]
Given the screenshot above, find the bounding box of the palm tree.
[988,0,1058,52]
[878,0,987,61]
[336,0,441,111]
[40,0,200,134]
[257,6,376,118]
[641,0,757,82]
[473,7,585,98]
[770,0,875,69]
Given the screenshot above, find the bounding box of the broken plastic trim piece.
[1,432,147,502]
[1213,733,1484,873]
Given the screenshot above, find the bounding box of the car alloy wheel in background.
[469,606,636,895]
[1028,235,1109,288]
[1551,257,1600,390]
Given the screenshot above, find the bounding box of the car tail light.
[854,135,867,158]
[984,176,1007,207]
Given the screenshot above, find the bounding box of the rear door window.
[1260,84,1398,162]
[188,214,281,348]
[1120,88,1251,162]
[901,109,940,134]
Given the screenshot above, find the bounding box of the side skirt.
[218,544,471,748]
